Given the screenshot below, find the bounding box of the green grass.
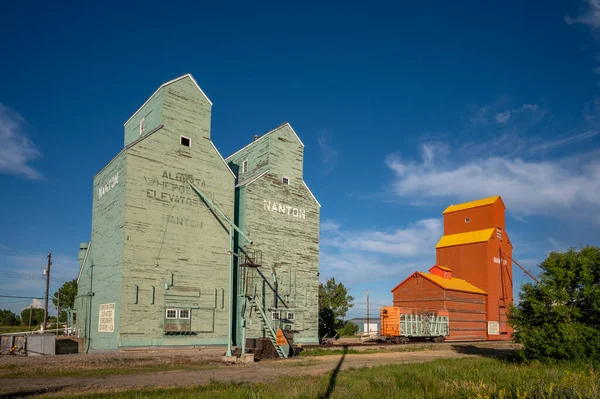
[0,362,216,379]
[41,357,600,399]
[298,343,436,357]
[0,325,31,334]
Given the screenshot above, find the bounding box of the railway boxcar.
[380,306,449,343]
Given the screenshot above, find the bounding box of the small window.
[272,311,280,320]
[465,217,471,223]
[242,160,248,174]
[180,135,191,147]
[139,118,145,135]
[287,312,295,321]
[282,176,290,185]
[178,309,190,319]
[166,309,177,319]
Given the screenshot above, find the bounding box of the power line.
[0,271,67,282]
[0,295,44,299]
[0,299,33,305]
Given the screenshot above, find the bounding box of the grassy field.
[298,344,435,357]
[0,361,215,379]
[0,326,31,334]
[45,357,599,399]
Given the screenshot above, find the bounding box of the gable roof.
[124,73,212,126]
[436,228,495,249]
[420,272,486,295]
[443,195,504,214]
[391,271,486,295]
[225,122,304,161]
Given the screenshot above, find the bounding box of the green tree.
[336,321,360,337]
[318,277,354,339]
[319,277,354,321]
[508,246,600,362]
[0,309,18,326]
[52,279,77,322]
[20,307,45,327]
[318,307,336,338]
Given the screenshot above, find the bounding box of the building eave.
[303,182,321,208]
[208,139,235,179]
[236,169,270,188]
[124,73,212,126]
[94,124,165,180]
[225,122,305,161]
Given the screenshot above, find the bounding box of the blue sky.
[1,0,600,319]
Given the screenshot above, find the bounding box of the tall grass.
[46,357,599,399]
[298,343,435,357]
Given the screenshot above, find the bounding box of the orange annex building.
[388,196,513,341]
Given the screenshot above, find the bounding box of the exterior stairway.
[249,296,289,359]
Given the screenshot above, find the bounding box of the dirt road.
[0,342,518,398]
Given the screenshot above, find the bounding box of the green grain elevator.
[227,124,321,352]
[74,74,320,353]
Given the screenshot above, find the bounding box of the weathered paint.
[76,152,127,351]
[227,124,320,346]
[75,75,235,351]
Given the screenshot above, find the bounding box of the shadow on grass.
[0,386,67,398]
[318,344,349,399]
[451,344,519,362]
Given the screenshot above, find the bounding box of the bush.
[509,246,600,362]
[336,321,359,337]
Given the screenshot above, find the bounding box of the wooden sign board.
[275,328,287,346]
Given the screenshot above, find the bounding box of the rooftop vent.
[253,134,260,141]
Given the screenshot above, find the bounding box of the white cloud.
[468,105,489,125]
[317,130,340,175]
[495,104,539,124]
[528,129,600,152]
[386,144,600,222]
[495,111,511,124]
[0,104,42,179]
[22,298,44,311]
[566,0,600,28]
[319,218,440,284]
[320,220,341,232]
[323,219,441,258]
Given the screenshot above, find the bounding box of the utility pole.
[28,305,33,331]
[365,290,371,334]
[56,293,60,335]
[43,252,52,332]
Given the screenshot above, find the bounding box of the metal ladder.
[249,295,289,359]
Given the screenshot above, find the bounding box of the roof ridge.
[443,195,503,214]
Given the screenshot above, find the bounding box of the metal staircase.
[249,295,289,359]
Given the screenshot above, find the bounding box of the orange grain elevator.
[435,196,513,340]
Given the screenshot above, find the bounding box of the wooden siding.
[77,76,235,351]
[230,125,320,345]
[227,136,270,185]
[81,152,127,352]
[240,173,320,344]
[391,273,487,341]
[124,89,164,147]
[119,77,234,348]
